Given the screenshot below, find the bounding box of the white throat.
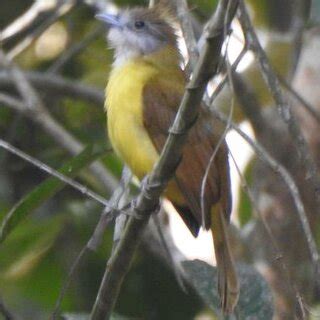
[112,46,141,67]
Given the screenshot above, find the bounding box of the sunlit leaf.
[183,259,274,319]
[0,145,107,244]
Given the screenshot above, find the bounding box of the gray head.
[96,7,177,65]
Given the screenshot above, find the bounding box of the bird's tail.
[211,207,239,314]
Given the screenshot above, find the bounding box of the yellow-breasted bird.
[96,6,239,314]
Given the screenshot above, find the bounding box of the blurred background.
[1,0,320,319]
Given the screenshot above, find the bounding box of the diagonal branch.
[228,150,307,317]
[0,295,15,320]
[47,25,105,74]
[0,0,74,43]
[281,77,320,125]
[213,109,320,288]
[238,0,320,205]
[3,0,77,59]
[90,1,239,319]
[0,138,109,207]
[51,167,132,320]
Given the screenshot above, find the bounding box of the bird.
[96,5,239,314]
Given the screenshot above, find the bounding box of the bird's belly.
[108,106,159,180]
[108,108,185,204]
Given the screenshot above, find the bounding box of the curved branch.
[0,71,104,106]
[213,109,320,288]
[239,0,320,205]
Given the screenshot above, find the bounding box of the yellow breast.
[105,46,186,204]
[106,59,159,179]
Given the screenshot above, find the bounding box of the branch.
[51,167,132,319]
[47,25,105,74]
[281,77,320,125]
[238,0,320,206]
[212,109,320,287]
[0,0,68,43]
[90,1,239,319]
[228,150,307,317]
[209,45,248,104]
[173,0,198,69]
[0,71,104,107]
[231,71,268,132]
[0,138,109,207]
[3,0,77,59]
[0,296,15,320]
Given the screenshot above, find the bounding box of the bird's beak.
[95,13,122,28]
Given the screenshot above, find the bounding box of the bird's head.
[96,7,177,65]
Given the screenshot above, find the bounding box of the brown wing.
[143,79,232,235]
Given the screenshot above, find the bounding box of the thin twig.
[281,77,320,125]
[0,138,109,207]
[231,71,267,131]
[90,1,239,319]
[173,0,198,69]
[1,0,60,42]
[209,45,247,104]
[51,246,89,320]
[7,0,77,60]
[238,0,320,205]
[88,167,132,251]
[0,114,23,168]
[212,109,320,287]
[228,150,307,318]
[48,25,105,74]
[51,167,132,319]
[0,296,15,320]
[152,213,187,292]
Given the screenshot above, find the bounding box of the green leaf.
[0,215,64,281]
[183,259,274,319]
[0,145,106,244]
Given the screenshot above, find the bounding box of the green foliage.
[0,215,68,311]
[0,145,106,244]
[183,260,274,319]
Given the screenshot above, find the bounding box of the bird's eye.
[134,20,145,29]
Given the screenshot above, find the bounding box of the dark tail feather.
[211,206,239,314]
[172,203,200,237]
